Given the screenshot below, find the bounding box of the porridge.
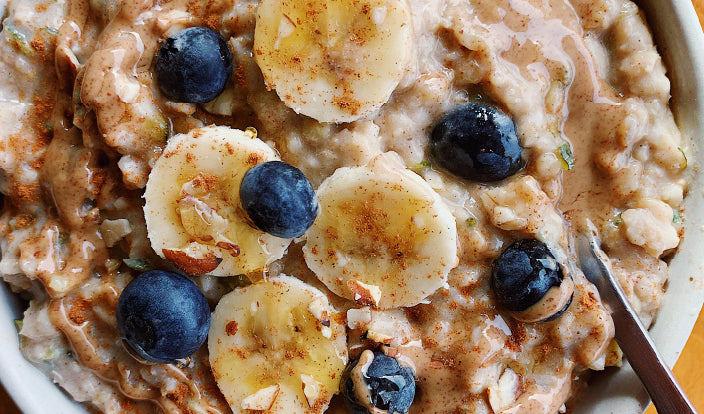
[0,0,689,413]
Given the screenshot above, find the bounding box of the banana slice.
[303,152,459,309]
[143,126,290,276]
[209,275,348,414]
[253,0,414,123]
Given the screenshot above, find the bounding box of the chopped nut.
[347,280,382,308]
[241,384,280,411]
[99,219,132,247]
[347,307,372,330]
[301,374,322,407]
[488,368,520,412]
[366,315,397,345]
[162,249,222,275]
[308,298,328,321]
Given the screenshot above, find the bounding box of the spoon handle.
[609,287,698,414]
[578,234,698,414]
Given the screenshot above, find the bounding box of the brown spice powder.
[225,321,238,336]
[166,383,190,407]
[68,299,93,325]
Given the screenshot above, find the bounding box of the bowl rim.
[572,0,704,412]
[1,1,703,413]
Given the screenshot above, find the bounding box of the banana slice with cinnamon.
[143,126,289,276]
[209,275,348,413]
[253,0,415,123]
[303,152,459,309]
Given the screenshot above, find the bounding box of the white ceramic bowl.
[1,1,703,413]
[572,0,704,412]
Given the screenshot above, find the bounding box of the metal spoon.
[576,233,698,414]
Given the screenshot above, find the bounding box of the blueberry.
[430,102,525,182]
[341,350,416,414]
[155,27,233,103]
[239,161,319,239]
[116,270,211,364]
[491,239,573,322]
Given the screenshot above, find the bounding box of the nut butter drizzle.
[44,0,230,412]
[37,0,107,298]
[79,0,166,190]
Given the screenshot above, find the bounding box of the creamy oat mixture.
[0,0,688,413]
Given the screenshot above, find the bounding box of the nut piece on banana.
[209,275,348,414]
[143,125,290,276]
[303,152,459,309]
[253,0,415,123]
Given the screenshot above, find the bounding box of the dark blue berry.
[491,239,564,312]
[341,351,416,414]
[430,102,524,182]
[155,27,233,103]
[116,270,211,364]
[239,161,319,239]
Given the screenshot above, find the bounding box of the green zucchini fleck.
[123,258,154,272]
[556,142,575,170]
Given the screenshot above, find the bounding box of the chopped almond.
[162,249,222,275]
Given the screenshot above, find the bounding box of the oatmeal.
[0,0,687,413]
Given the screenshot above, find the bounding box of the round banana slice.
[303,152,459,309]
[209,275,348,414]
[253,0,414,123]
[143,126,290,276]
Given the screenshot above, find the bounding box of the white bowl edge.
[572,0,704,413]
[0,284,85,414]
[0,1,703,413]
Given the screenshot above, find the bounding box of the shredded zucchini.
[123,258,154,272]
[556,142,575,170]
